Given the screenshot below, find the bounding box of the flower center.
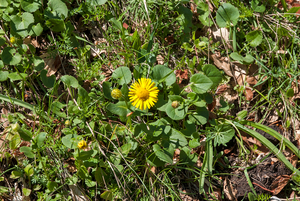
[137,87,149,101]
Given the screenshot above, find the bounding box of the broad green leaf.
[151,65,176,86]
[45,18,65,32]
[251,0,265,13]
[48,0,68,19]
[86,0,108,6]
[109,18,123,32]
[216,3,239,28]
[0,37,6,46]
[230,52,243,61]
[18,128,32,141]
[20,146,35,158]
[196,2,212,26]
[102,81,113,100]
[0,0,8,7]
[51,101,66,118]
[189,138,201,148]
[246,30,263,47]
[112,67,132,85]
[170,128,188,147]
[24,164,34,177]
[100,190,113,201]
[188,107,209,125]
[33,56,45,71]
[1,47,22,65]
[168,95,183,102]
[211,124,235,146]
[47,181,58,191]
[190,73,213,94]
[40,69,55,88]
[166,101,187,120]
[202,64,222,88]
[10,13,34,37]
[8,72,27,81]
[153,144,173,164]
[106,101,128,118]
[0,71,9,81]
[10,170,22,179]
[35,132,47,147]
[61,75,79,88]
[77,150,94,160]
[21,0,41,12]
[30,23,43,36]
[61,134,79,149]
[22,188,31,196]
[286,88,294,98]
[121,143,131,156]
[180,147,198,165]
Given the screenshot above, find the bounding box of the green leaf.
[18,128,32,141]
[286,88,294,98]
[112,67,132,85]
[40,69,55,88]
[10,170,22,179]
[100,190,113,201]
[245,30,263,47]
[61,75,79,88]
[86,0,108,6]
[0,0,8,7]
[1,47,22,65]
[106,101,129,119]
[77,150,94,160]
[168,95,183,102]
[0,94,35,111]
[51,101,66,118]
[0,71,9,81]
[33,56,45,71]
[166,101,187,120]
[61,134,79,149]
[180,146,198,165]
[216,3,239,28]
[47,181,58,191]
[20,146,35,158]
[109,18,123,32]
[8,72,27,81]
[22,188,31,196]
[230,52,243,61]
[35,132,47,148]
[24,164,34,177]
[251,0,265,13]
[211,124,235,146]
[102,81,113,100]
[237,110,247,120]
[121,143,131,156]
[202,64,222,89]
[151,65,176,86]
[21,0,41,12]
[196,2,212,26]
[31,23,43,36]
[153,144,173,164]
[45,18,65,32]
[190,73,213,94]
[10,13,34,37]
[48,0,68,19]
[0,37,6,46]
[189,138,201,148]
[170,128,188,147]
[9,134,21,150]
[189,107,209,125]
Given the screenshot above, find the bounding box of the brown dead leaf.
[215,84,228,96]
[40,53,61,76]
[269,175,290,195]
[208,97,216,111]
[211,54,233,77]
[245,87,253,101]
[165,35,175,45]
[156,55,164,65]
[122,23,129,29]
[224,177,237,201]
[175,69,189,84]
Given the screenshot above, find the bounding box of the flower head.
[10,37,16,44]
[77,140,87,150]
[111,88,122,99]
[129,78,159,110]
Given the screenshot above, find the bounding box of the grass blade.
[0,94,35,111]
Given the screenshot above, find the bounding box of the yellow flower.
[77,140,87,149]
[10,37,16,44]
[111,88,122,99]
[129,78,159,110]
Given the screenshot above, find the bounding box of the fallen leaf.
[122,23,129,29]
[224,177,238,201]
[245,87,253,101]
[40,53,61,76]
[269,175,290,195]
[215,84,228,96]
[156,55,164,65]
